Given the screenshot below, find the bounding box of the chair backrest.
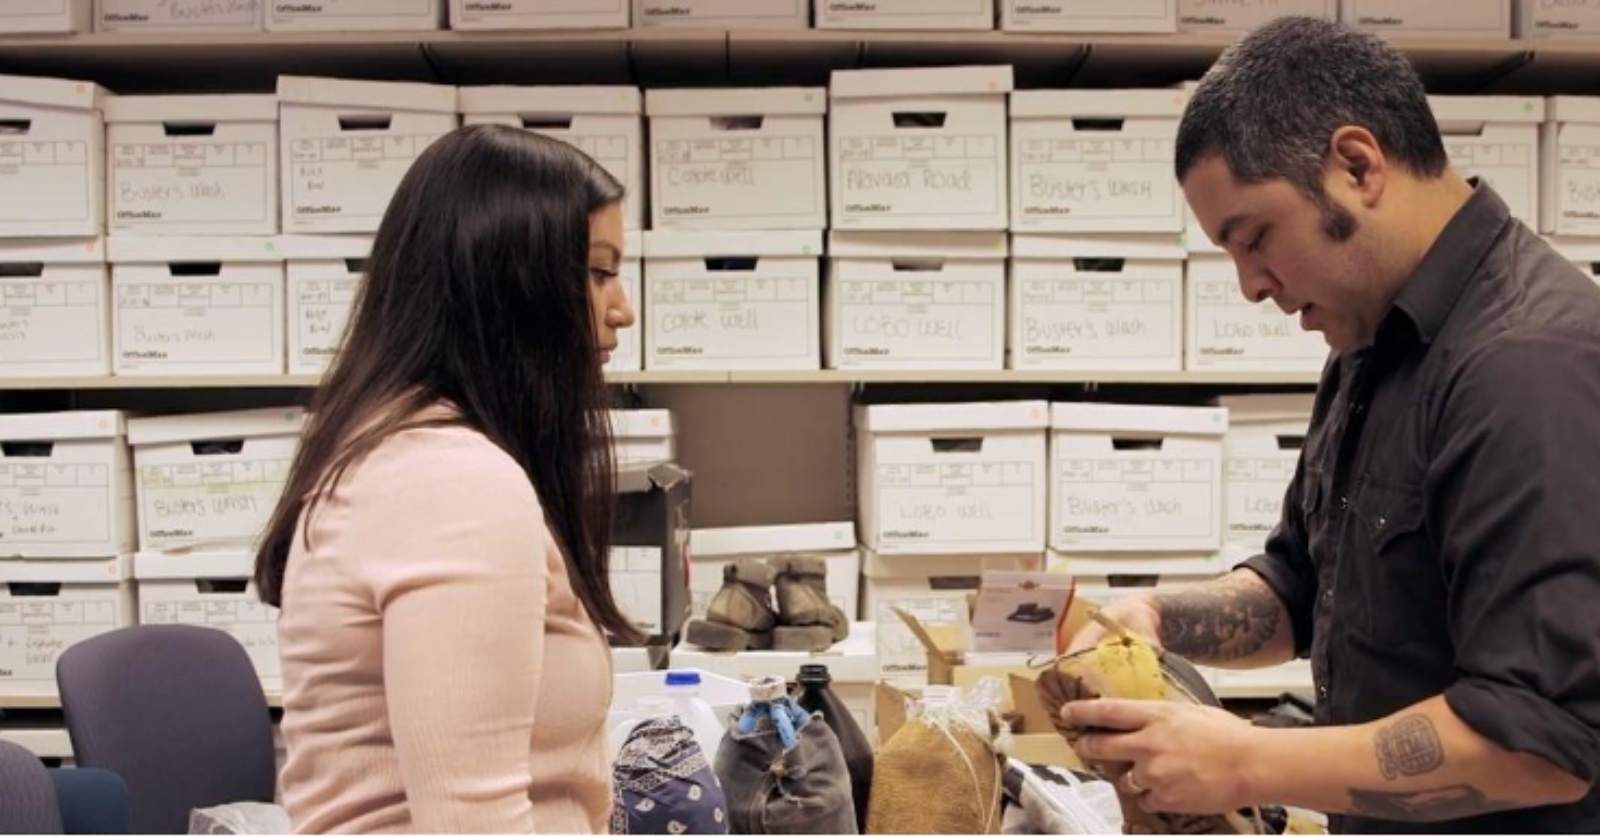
[0,738,63,834]
[51,768,131,835]
[56,625,275,834]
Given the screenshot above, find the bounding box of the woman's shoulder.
[349,419,537,511]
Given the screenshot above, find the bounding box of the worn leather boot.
[684,558,777,651]
[770,556,850,651]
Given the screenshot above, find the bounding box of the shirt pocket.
[1350,476,1440,645]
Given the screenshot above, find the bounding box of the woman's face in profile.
[587,201,633,366]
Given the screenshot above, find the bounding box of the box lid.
[1010,234,1185,261]
[103,94,277,124]
[1427,95,1543,125]
[831,65,1013,100]
[457,85,641,116]
[0,410,124,442]
[1010,88,1188,119]
[1547,96,1600,124]
[643,230,822,259]
[855,400,1049,433]
[0,555,132,584]
[108,236,284,264]
[0,73,105,111]
[280,234,374,260]
[133,551,255,580]
[646,87,826,117]
[276,75,456,114]
[128,407,306,447]
[1549,235,1600,263]
[1216,394,1315,425]
[610,409,674,439]
[0,237,104,264]
[829,231,1007,259]
[692,522,856,557]
[1050,403,1228,436]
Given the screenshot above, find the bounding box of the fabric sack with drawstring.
[712,679,857,834]
[866,691,1008,834]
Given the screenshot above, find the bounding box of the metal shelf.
[0,370,1319,390]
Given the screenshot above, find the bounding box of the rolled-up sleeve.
[1428,332,1600,783]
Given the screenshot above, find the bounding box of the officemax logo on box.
[297,205,342,215]
[830,1,877,11]
[1016,5,1063,14]
[117,210,163,220]
[883,529,929,539]
[663,206,710,216]
[151,528,195,539]
[644,6,694,16]
[277,3,324,13]
[103,13,151,22]
[1357,16,1404,25]
[465,1,513,10]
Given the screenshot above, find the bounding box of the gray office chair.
[56,625,275,834]
[0,738,63,833]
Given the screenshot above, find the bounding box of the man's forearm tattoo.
[1152,575,1283,663]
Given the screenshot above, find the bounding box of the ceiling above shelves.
[0,29,1594,94]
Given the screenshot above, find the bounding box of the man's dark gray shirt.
[1242,183,1600,833]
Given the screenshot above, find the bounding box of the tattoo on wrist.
[1347,784,1508,822]
[1152,575,1282,663]
[1375,714,1443,780]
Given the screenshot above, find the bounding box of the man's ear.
[1328,125,1387,207]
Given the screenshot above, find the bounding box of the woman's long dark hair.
[255,124,638,641]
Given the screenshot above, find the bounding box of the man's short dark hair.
[1175,16,1448,198]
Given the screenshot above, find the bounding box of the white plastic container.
[0,237,110,378]
[608,668,749,759]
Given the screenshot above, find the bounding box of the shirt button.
[1318,684,1329,699]
[1323,588,1335,603]
[1338,495,1350,510]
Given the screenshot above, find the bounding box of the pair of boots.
[687,557,850,652]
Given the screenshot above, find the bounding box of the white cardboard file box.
[816,0,994,29]
[1430,96,1541,225]
[827,231,1007,370]
[128,408,305,555]
[105,94,279,236]
[606,229,643,373]
[2,0,91,33]
[634,0,806,27]
[861,550,1042,684]
[1050,403,1228,556]
[674,623,881,730]
[1518,0,1600,36]
[611,409,675,468]
[1177,0,1335,31]
[1219,394,1312,550]
[643,230,822,370]
[95,0,262,31]
[647,88,827,231]
[611,544,665,636]
[0,411,134,560]
[0,556,133,699]
[856,401,1049,555]
[267,0,442,30]
[1550,235,1600,283]
[277,76,457,234]
[0,74,106,238]
[459,86,643,230]
[0,238,110,378]
[1186,254,1329,372]
[1010,90,1186,234]
[1048,548,1222,576]
[1339,0,1511,37]
[1010,234,1184,371]
[1542,97,1600,237]
[108,236,285,376]
[449,0,628,29]
[1062,569,1213,604]
[134,552,280,692]
[689,523,860,621]
[282,234,368,375]
[831,66,1013,232]
[1001,0,1176,32]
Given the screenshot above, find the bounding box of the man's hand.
[1062,698,1262,815]
[1065,596,1162,655]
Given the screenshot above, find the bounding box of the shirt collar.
[1382,179,1510,347]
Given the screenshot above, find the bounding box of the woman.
[255,124,638,833]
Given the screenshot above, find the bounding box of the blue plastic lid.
[665,670,701,687]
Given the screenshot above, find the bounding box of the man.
[1062,16,1600,833]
